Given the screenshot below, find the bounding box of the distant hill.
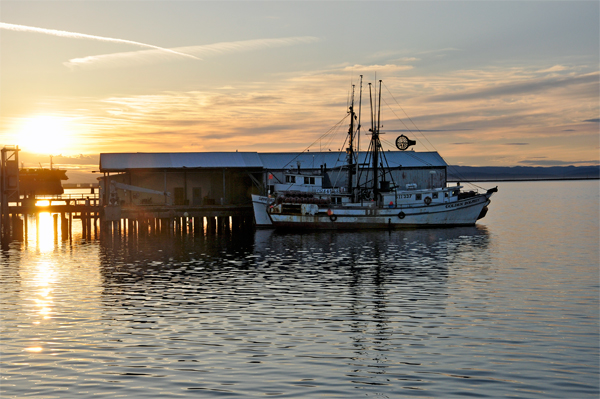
[447,165,599,181]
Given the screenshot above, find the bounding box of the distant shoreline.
[61,165,600,186]
[447,177,599,183]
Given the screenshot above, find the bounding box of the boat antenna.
[368,83,374,136]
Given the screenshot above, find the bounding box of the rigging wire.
[382,82,487,191]
[382,83,437,152]
[283,113,350,169]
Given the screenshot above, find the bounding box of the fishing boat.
[266,79,497,230]
[252,164,345,227]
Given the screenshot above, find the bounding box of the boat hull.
[268,194,492,230]
[251,194,273,227]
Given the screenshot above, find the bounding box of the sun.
[17,115,75,155]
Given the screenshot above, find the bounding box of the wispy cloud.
[519,159,600,166]
[0,22,199,61]
[426,72,599,102]
[65,36,320,70]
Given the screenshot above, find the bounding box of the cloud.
[519,159,600,166]
[0,22,199,61]
[388,129,473,132]
[536,65,570,73]
[340,64,413,73]
[584,118,599,123]
[504,143,529,146]
[427,72,599,102]
[65,36,320,70]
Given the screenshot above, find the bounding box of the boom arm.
[110,180,172,205]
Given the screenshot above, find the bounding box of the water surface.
[1,180,598,398]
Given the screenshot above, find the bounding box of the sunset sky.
[1,1,598,182]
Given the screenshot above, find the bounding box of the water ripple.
[2,181,599,398]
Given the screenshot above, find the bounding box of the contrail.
[66,37,320,70]
[0,22,200,60]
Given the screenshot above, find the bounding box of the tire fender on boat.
[424,196,432,205]
[327,208,337,221]
[398,211,406,219]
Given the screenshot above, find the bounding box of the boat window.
[304,177,315,185]
[432,193,438,199]
[445,192,449,198]
[452,190,459,196]
[286,175,296,183]
[416,194,422,200]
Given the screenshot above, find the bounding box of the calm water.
[1,180,598,398]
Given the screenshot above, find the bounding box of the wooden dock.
[2,195,254,244]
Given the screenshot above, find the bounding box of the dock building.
[1,148,448,242]
[99,150,447,208]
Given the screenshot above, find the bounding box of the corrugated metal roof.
[258,151,447,170]
[99,150,446,172]
[100,152,264,171]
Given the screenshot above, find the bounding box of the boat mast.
[356,75,363,199]
[347,84,356,195]
[372,80,382,199]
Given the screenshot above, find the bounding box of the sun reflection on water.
[31,212,57,253]
[15,212,102,358]
[23,347,43,352]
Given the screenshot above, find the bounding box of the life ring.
[398,211,406,219]
[424,196,432,205]
[329,214,337,222]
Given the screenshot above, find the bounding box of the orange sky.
[1,2,598,182]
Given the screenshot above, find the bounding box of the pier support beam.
[53,214,59,240]
[61,213,69,240]
[12,214,23,242]
[193,216,203,236]
[207,217,216,235]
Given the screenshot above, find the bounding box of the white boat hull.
[268,194,492,230]
[251,194,273,227]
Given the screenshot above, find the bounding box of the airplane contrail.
[66,37,320,70]
[0,22,200,60]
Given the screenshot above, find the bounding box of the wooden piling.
[53,214,59,240]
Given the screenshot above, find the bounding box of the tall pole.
[367,83,375,198]
[372,80,382,200]
[347,85,355,195]
[356,75,363,198]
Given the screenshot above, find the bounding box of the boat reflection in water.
[96,226,491,394]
